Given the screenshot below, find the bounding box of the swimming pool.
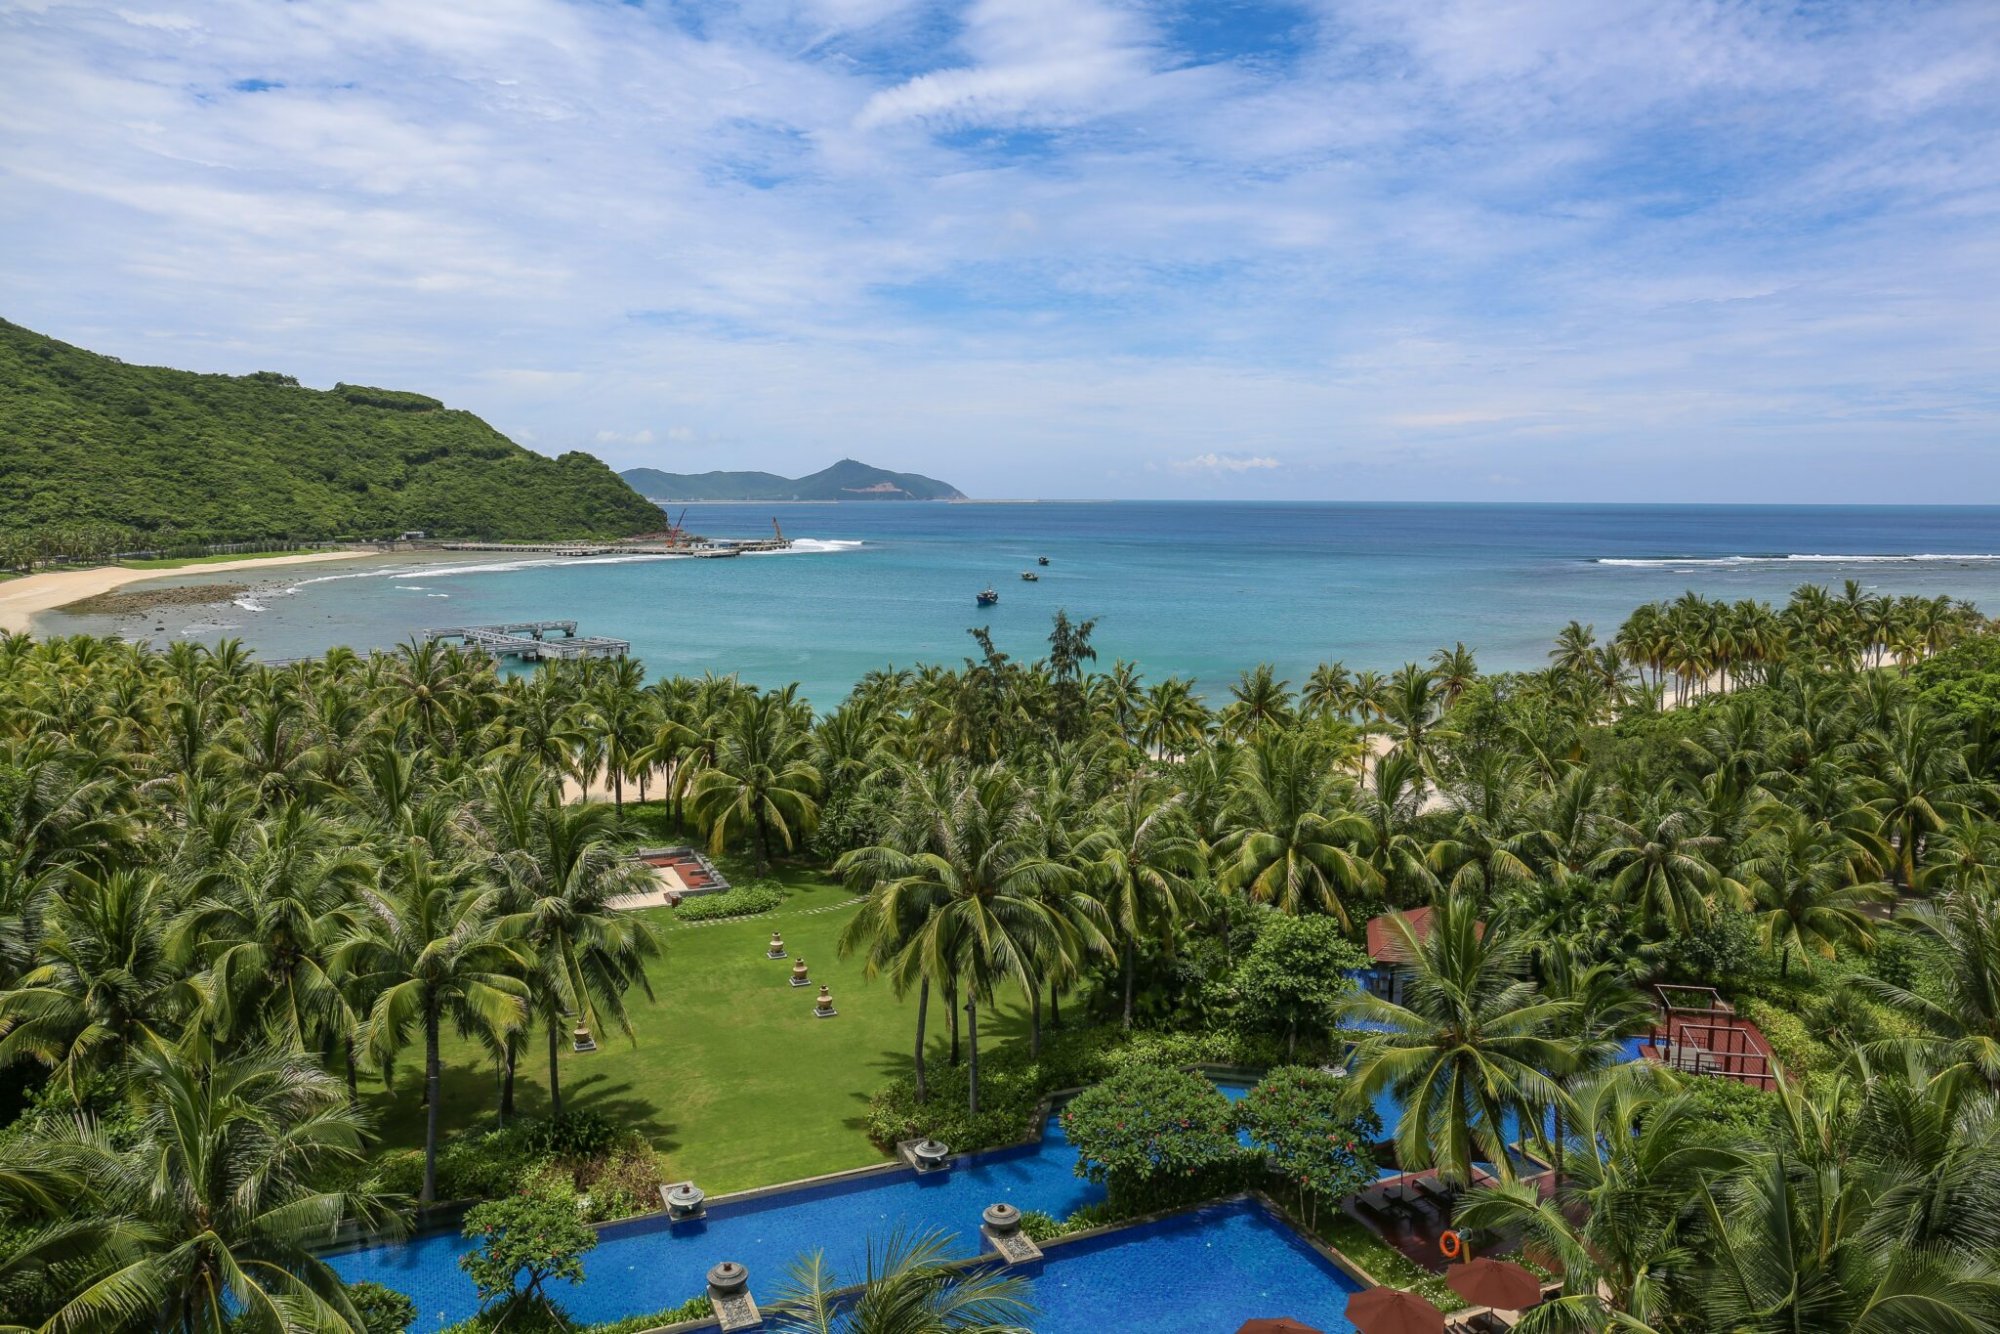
[1031,1197,1363,1334]
[329,1112,1106,1328]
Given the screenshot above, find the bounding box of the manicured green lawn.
[369,866,1032,1194]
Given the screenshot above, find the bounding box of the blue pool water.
[330,1113,1105,1328]
[1030,1198,1362,1334]
[337,1061,1640,1328]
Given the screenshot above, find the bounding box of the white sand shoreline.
[0,550,376,635]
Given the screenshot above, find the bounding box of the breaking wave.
[1596,553,2000,568]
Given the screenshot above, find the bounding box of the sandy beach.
[0,550,375,635]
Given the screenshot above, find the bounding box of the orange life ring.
[1439,1229,1463,1260]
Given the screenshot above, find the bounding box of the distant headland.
[620,458,965,502]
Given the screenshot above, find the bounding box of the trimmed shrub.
[346,1281,417,1334]
[674,884,783,921]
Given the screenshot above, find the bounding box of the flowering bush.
[1236,1066,1380,1225]
[1060,1065,1251,1210]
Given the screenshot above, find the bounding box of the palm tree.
[169,809,370,1059]
[1216,735,1381,926]
[337,846,529,1203]
[1355,748,1438,908]
[1456,1075,1744,1329]
[1429,642,1479,707]
[1866,707,1983,889]
[1339,898,1574,1185]
[1076,777,1200,1028]
[1589,802,1738,937]
[1549,621,1598,677]
[481,781,660,1118]
[1735,804,1884,976]
[1863,891,2000,1088]
[582,657,651,814]
[1219,664,1295,740]
[0,868,202,1100]
[688,693,822,871]
[1302,661,1353,722]
[767,1228,1034,1334]
[846,769,1060,1114]
[1137,677,1208,761]
[16,1040,400,1334]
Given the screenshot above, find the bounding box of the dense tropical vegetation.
[0,318,664,548]
[2,578,2000,1331]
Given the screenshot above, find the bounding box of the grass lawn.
[368,862,1033,1194]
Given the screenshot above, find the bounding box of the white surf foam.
[751,538,865,555]
[1596,553,2000,568]
[232,597,268,613]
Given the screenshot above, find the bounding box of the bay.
[36,502,2000,709]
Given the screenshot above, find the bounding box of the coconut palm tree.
[479,780,660,1118]
[1865,707,1984,890]
[688,693,822,871]
[581,657,652,814]
[1736,804,1885,976]
[1589,803,1738,937]
[1219,664,1295,741]
[845,769,1060,1115]
[1076,777,1201,1028]
[767,1228,1034,1334]
[1456,1075,1744,1330]
[1339,898,1574,1185]
[14,1039,399,1334]
[0,868,203,1100]
[1863,891,2000,1088]
[1216,735,1380,927]
[337,846,529,1203]
[169,808,371,1058]
[1137,677,1208,761]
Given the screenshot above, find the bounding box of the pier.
[424,621,629,661]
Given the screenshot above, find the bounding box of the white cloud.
[0,0,1996,499]
[1171,453,1281,473]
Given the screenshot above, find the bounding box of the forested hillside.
[0,319,664,542]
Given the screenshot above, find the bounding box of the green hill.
[0,319,664,542]
[621,458,965,502]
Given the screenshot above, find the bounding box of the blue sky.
[2,0,1996,501]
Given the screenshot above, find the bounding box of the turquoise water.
[39,503,2000,708]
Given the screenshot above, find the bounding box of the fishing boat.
[1037,556,1050,566]
[976,588,999,606]
[1020,571,1039,582]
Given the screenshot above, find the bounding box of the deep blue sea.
[39,503,2000,708]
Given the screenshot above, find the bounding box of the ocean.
[36,503,2000,709]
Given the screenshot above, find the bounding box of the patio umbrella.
[1446,1257,1543,1311]
[1345,1288,1446,1334]
[1235,1321,1322,1334]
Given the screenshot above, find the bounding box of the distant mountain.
[0,318,663,541]
[620,458,966,502]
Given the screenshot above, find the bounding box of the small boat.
[1037,556,1050,566]
[1020,571,1039,582]
[976,588,999,606]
